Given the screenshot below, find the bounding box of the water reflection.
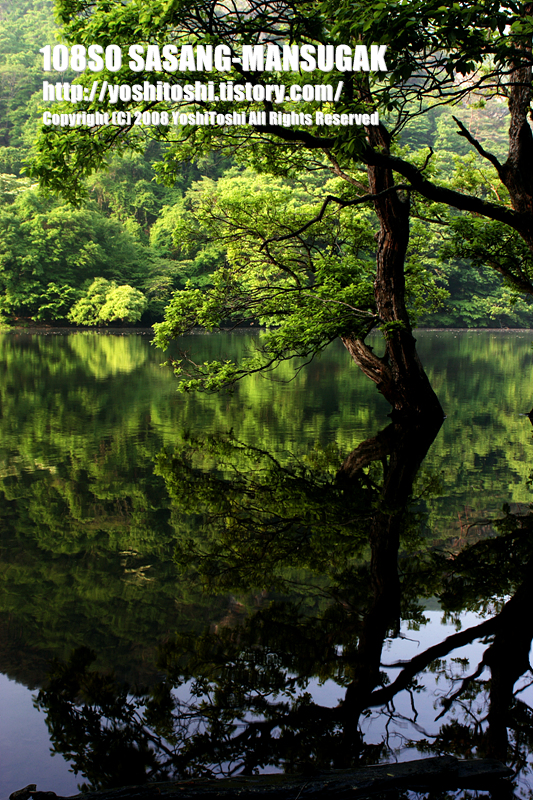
[2,331,533,797]
[31,416,533,795]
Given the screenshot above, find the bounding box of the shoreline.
[1,326,533,335]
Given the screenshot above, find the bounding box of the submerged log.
[11,756,514,800]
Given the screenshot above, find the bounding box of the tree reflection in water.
[34,418,533,795]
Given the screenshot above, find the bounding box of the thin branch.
[452,116,504,174]
[420,147,435,172]
[260,185,409,249]
[323,150,368,190]
[372,615,498,708]
[435,657,488,721]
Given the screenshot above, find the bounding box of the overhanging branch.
[261,185,409,249]
[364,148,524,234]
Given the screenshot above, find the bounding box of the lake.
[1,329,533,798]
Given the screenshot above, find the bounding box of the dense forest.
[1,0,532,329]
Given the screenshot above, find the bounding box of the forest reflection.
[2,332,533,796]
[32,417,533,794]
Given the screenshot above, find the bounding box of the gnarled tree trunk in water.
[359,6,533,419]
[342,125,443,420]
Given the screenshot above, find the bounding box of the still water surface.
[1,330,533,798]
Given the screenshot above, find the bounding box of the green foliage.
[0,182,155,321]
[0,0,56,154]
[68,279,147,326]
[2,0,528,332]
[3,0,532,336]
[149,200,225,290]
[398,104,533,328]
[153,168,453,391]
[155,432,371,591]
[153,171,374,390]
[444,217,533,290]
[87,147,183,230]
[99,284,147,324]
[0,0,237,325]
[32,281,80,322]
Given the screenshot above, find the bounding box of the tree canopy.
[25,0,532,412]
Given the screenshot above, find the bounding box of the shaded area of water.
[1,330,533,798]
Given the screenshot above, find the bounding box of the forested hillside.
[0,0,230,325]
[0,0,531,327]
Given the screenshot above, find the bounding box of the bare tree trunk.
[342,125,443,420]
[501,5,533,235]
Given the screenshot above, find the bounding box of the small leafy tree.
[99,284,147,324]
[68,278,147,325]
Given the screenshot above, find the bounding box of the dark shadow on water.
[31,414,533,796]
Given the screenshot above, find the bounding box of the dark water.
[1,329,533,798]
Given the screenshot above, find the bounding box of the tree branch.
[261,185,409,249]
[452,116,504,175]
[370,615,499,708]
[323,150,368,190]
[364,148,524,234]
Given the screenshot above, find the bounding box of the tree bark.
[365,5,533,291]
[342,124,443,420]
[481,555,533,761]
[500,4,533,236]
